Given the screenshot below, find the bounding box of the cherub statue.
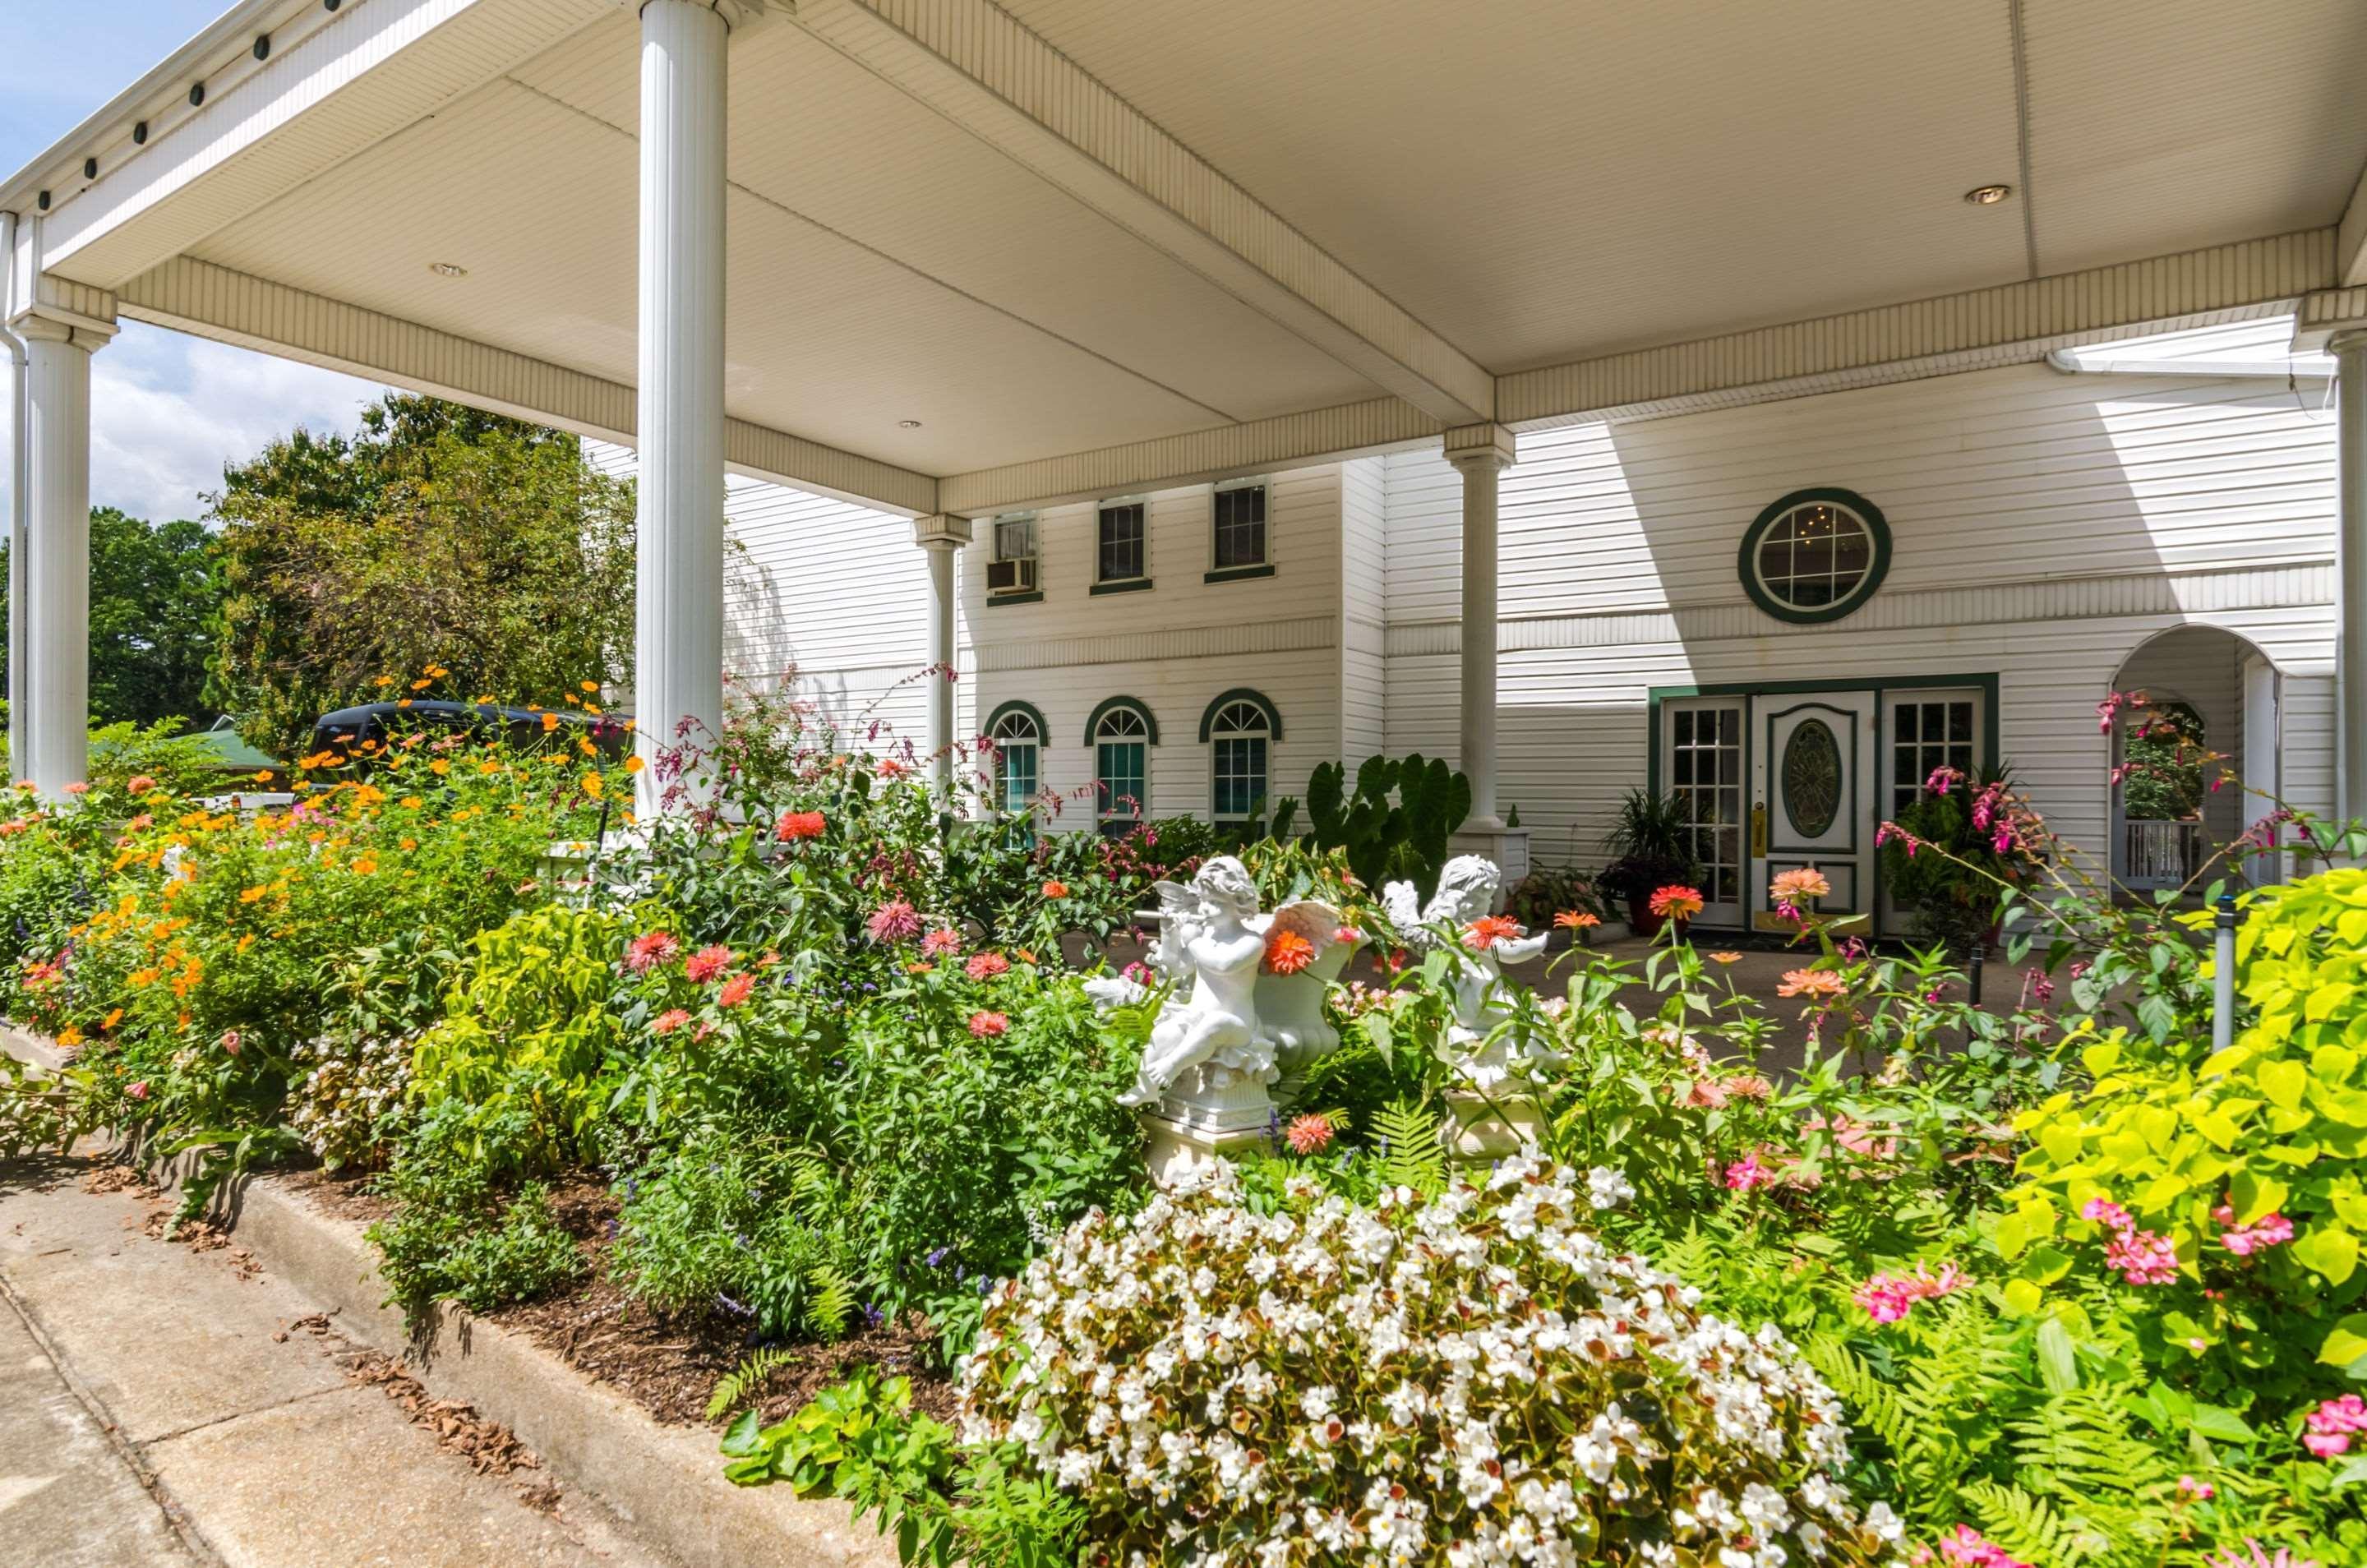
[1116,856,1272,1112]
[1381,855,1554,1084]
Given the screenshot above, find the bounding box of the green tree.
[0,506,219,727]
[206,394,636,749]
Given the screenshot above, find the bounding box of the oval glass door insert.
[1781,719,1843,837]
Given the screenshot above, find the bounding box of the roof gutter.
[2044,347,2330,379]
[0,0,294,214]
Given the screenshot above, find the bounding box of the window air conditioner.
[987,557,1037,593]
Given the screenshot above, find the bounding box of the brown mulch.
[347,1348,545,1480]
[277,1165,395,1224]
[487,1177,955,1427]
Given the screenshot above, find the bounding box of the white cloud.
[1,323,390,527]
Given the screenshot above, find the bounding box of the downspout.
[0,211,25,786]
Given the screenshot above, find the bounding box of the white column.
[912,515,971,792]
[2338,330,2367,825]
[1446,425,1516,831]
[14,314,110,796]
[634,0,735,811]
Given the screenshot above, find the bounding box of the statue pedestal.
[1141,1110,1271,1184]
[1445,1082,1546,1163]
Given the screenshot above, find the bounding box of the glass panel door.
[1662,699,1745,927]
[1879,688,1986,933]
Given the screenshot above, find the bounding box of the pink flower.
[2176,1474,2214,1501]
[1723,1155,1776,1192]
[867,900,923,943]
[2303,1394,2367,1459]
[64,782,90,796]
[967,1010,1009,1039]
[219,1029,242,1057]
[2206,1544,2319,1568]
[2213,1205,2295,1257]
[127,775,156,796]
[922,927,964,958]
[126,1080,150,1101]
[684,944,734,984]
[1853,1263,1971,1325]
[624,930,680,975]
[1937,1526,2032,1568]
[652,1008,691,1035]
[717,973,755,1008]
[2104,1225,2180,1285]
[1284,1114,1334,1155]
[2081,1196,2133,1230]
[964,951,1009,981]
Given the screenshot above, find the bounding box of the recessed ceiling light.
[897,418,923,428]
[429,261,468,278]
[1963,183,2013,205]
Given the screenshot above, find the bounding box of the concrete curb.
[1,1027,894,1568]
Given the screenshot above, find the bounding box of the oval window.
[1738,487,1891,623]
[1782,719,1843,837]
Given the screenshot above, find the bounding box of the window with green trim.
[1207,698,1270,822]
[989,707,1040,844]
[1739,488,1890,623]
[1212,482,1267,570]
[1093,703,1150,837]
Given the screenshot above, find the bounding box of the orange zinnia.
[1463,915,1521,950]
[1777,967,1847,999]
[1769,867,1832,902]
[1264,929,1317,975]
[1553,911,1600,929]
[1041,880,1069,899]
[1648,885,1705,920]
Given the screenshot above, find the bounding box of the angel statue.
[1114,856,1276,1128]
[1381,855,1555,1086]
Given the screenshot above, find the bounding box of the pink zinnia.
[922,928,964,958]
[717,973,755,1008]
[967,1010,1009,1039]
[1284,1114,1334,1155]
[652,1008,691,1035]
[625,930,680,975]
[1723,1155,1775,1192]
[964,951,1009,981]
[867,900,923,943]
[684,944,734,984]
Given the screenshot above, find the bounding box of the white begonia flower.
[1865,1501,1905,1543]
[1585,1165,1636,1211]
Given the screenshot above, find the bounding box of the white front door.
[1751,694,1878,933]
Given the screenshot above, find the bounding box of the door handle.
[1751,802,1768,858]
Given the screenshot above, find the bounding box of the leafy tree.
[206,394,635,749]
[0,507,218,728]
[2118,699,2206,822]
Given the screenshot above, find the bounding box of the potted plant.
[1596,789,1700,938]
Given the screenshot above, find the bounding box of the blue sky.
[2,2,388,526]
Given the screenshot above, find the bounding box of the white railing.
[2123,818,2205,888]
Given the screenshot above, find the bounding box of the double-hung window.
[1096,500,1146,585]
[1211,482,1267,571]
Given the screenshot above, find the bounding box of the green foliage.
[1370,1096,1447,1196]
[706,1345,797,1423]
[1594,787,1700,906]
[207,394,635,749]
[1279,752,1470,902]
[0,508,218,729]
[367,1122,586,1322]
[2120,699,2208,823]
[611,1129,849,1341]
[1880,766,2031,952]
[2008,867,2367,1393]
[86,718,241,796]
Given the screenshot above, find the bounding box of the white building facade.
[5,0,2366,941]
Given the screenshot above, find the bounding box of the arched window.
[1088,698,1156,837]
[984,702,1044,842]
[1200,689,1281,824]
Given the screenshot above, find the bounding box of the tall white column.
[1446,425,1516,832]
[2337,330,2367,826]
[14,313,110,796]
[912,514,971,792]
[634,0,734,812]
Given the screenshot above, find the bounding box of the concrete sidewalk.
[0,1149,657,1568]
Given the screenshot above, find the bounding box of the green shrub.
[611,1128,852,1340]
[367,1122,585,1321]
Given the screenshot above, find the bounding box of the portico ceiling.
[11,0,2367,513]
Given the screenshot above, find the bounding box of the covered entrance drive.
[1652,680,1995,936]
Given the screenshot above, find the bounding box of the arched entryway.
[2106,626,2282,891]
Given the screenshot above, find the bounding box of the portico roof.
[9,0,2367,518]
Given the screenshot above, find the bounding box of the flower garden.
[0,678,2363,1568]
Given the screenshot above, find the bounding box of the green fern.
[1960,1481,2083,1566]
[802,1263,860,1339]
[706,1345,795,1423]
[1372,1097,1447,1196]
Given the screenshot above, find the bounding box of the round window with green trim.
[1737,487,1891,623]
